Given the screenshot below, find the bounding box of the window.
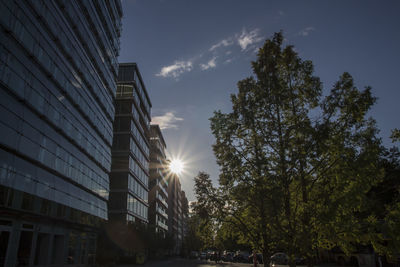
[114,117,130,132]
[69,209,79,222]
[17,231,33,266]
[112,156,128,170]
[40,199,51,215]
[122,85,133,96]
[113,134,129,150]
[21,192,34,211]
[57,204,66,218]
[0,186,13,207]
[116,101,131,114]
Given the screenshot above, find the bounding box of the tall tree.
[183,213,206,254]
[193,171,267,254]
[367,145,400,261]
[391,129,400,142]
[209,32,382,267]
[192,172,219,250]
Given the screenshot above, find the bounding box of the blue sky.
[119,0,400,201]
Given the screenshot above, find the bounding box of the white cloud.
[237,28,263,51]
[298,26,315,37]
[155,28,266,78]
[224,58,232,64]
[151,112,184,130]
[209,39,233,51]
[200,57,217,70]
[156,60,193,78]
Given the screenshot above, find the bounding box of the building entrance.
[0,230,10,267]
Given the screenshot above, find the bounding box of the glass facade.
[0,0,122,265]
[166,172,188,254]
[149,125,169,236]
[109,63,152,223]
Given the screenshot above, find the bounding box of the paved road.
[124,258,341,267]
[131,258,258,267]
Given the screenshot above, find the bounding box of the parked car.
[222,251,234,262]
[271,252,289,265]
[210,251,222,262]
[200,252,207,260]
[234,251,251,263]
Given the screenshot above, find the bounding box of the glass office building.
[167,173,182,255]
[109,63,151,224]
[0,0,122,265]
[149,125,169,236]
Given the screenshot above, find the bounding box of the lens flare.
[169,159,184,174]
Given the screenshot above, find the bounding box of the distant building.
[0,0,122,265]
[180,191,189,241]
[167,173,180,254]
[108,63,152,224]
[167,173,188,255]
[148,125,169,236]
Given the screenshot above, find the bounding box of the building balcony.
[157,220,168,231]
[157,156,165,167]
[158,175,168,188]
[157,181,168,197]
[156,207,168,219]
[156,167,166,180]
[156,193,168,208]
[152,141,166,159]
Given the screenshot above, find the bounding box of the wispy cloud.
[298,26,315,37]
[156,60,193,78]
[224,58,232,64]
[209,39,233,51]
[151,112,183,130]
[156,28,266,79]
[200,57,217,70]
[237,28,263,51]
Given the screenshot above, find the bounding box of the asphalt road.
[134,258,259,267]
[128,259,339,267]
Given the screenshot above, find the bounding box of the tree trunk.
[306,255,315,267]
[262,248,270,267]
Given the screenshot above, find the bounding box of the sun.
[169,159,184,174]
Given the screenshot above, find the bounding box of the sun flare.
[169,159,184,174]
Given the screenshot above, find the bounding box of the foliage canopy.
[195,32,390,266]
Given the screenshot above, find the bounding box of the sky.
[118,0,400,201]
